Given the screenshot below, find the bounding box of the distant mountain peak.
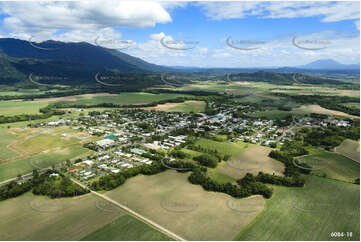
[298,59,359,70]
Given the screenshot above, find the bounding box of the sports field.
[217,145,285,179]
[0,127,96,182]
[295,150,360,183]
[236,175,360,241]
[334,139,360,163]
[105,170,266,241]
[0,144,92,182]
[0,129,19,161]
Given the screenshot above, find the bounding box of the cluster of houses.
[33,101,354,183]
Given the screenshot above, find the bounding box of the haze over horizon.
[0,0,359,68]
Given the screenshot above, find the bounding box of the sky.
[0,0,359,68]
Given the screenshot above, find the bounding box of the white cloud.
[0,0,172,41]
[355,20,360,30]
[123,30,359,68]
[198,1,360,23]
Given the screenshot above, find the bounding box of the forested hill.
[0,38,170,86]
[228,71,345,85]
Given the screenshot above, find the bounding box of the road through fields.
[70,178,186,241]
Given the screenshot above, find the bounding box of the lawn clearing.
[217,145,285,180]
[334,139,360,163]
[105,170,265,241]
[236,175,360,241]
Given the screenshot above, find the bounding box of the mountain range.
[297,59,360,70]
[0,38,358,87]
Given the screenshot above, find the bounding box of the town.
[31,101,353,185]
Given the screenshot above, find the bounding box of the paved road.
[70,178,186,241]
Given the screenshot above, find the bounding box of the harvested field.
[334,139,360,163]
[217,145,285,179]
[105,170,265,241]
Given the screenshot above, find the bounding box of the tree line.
[0,170,89,201]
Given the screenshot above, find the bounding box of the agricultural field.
[216,145,285,180]
[0,193,120,240]
[0,92,194,118]
[270,87,360,97]
[143,100,205,113]
[295,150,360,183]
[81,215,172,241]
[341,102,360,109]
[193,138,249,159]
[166,101,206,113]
[0,88,46,96]
[0,100,50,115]
[247,109,293,120]
[237,175,360,241]
[105,170,266,241]
[293,104,358,118]
[0,192,170,241]
[59,92,193,106]
[334,139,360,163]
